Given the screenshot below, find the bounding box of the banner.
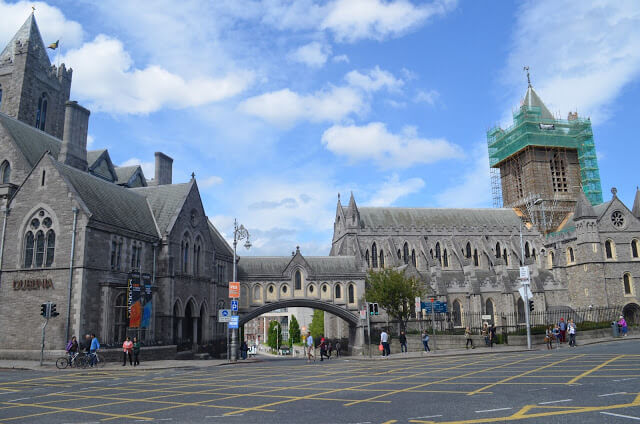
[141,300,152,328]
[141,273,152,328]
[128,274,142,328]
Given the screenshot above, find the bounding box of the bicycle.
[55,352,81,369]
[81,351,106,368]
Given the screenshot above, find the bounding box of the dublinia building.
[0,14,234,356]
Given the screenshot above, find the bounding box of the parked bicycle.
[55,352,82,369]
[82,351,106,368]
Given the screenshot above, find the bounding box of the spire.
[0,12,51,68]
[632,187,640,219]
[523,86,554,121]
[348,191,357,211]
[573,189,597,220]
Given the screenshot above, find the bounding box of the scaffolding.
[487,97,603,232]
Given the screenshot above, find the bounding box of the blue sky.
[2,0,640,255]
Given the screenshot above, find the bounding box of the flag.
[48,40,59,50]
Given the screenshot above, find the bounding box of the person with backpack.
[66,336,78,361]
[421,330,430,352]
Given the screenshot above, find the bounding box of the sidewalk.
[0,357,261,371]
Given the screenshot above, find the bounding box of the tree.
[289,315,301,344]
[267,320,282,350]
[309,309,324,341]
[365,268,426,331]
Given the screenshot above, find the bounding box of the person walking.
[89,334,100,367]
[240,340,248,360]
[489,324,496,348]
[559,318,567,343]
[545,326,553,350]
[465,326,475,349]
[335,340,341,358]
[568,319,577,347]
[421,330,430,352]
[133,337,141,366]
[482,323,489,347]
[327,341,333,359]
[319,338,329,361]
[306,333,315,363]
[553,324,560,349]
[66,336,78,361]
[380,329,390,357]
[122,337,133,366]
[618,316,628,336]
[399,331,408,353]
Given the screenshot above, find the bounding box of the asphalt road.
[0,340,639,423]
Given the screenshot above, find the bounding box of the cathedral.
[0,14,233,355]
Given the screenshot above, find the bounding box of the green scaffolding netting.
[487,105,603,205]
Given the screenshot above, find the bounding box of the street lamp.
[230,219,251,361]
[519,219,532,350]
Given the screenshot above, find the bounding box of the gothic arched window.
[335,283,342,299]
[365,249,370,268]
[411,249,416,267]
[605,239,615,260]
[371,243,378,268]
[624,273,633,295]
[525,242,531,258]
[495,242,501,258]
[473,249,479,266]
[45,230,55,267]
[35,93,48,130]
[348,283,355,304]
[295,270,302,290]
[379,249,384,268]
[632,239,639,259]
[403,242,409,265]
[24,231,34,268]
[35,230,45,267]
[452,300,462,327]
[0,161,10,184]
[435,242,441,265]
[443,249,449,267]
[503,249,508,266]
[465,242,471,259]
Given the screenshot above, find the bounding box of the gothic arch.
[239,299,359,327]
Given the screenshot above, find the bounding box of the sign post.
[229,282,240,361]
[430,298,437,351]
[519,266,532,350]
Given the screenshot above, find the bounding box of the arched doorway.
[623,303,640,325]
[452,299,462,327]
[517,298,525,323]
[184,301,195,343]
[485,299,495,324]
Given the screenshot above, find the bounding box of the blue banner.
[141,300,152,328]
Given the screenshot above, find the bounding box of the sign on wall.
[13,279,54,290]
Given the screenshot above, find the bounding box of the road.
[0,340,639,423]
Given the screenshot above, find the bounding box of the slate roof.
[593,201,611,219]
[573,190,597,220]
[87,149,106,168]
[53,158,158,237]
[0,13,50,68]
[207,219,233,258]
[0,112,60,166]
[132,183,192,235]
[238,255,360,278]
[114,165,139,185]
[523,86,554,120]
[358,207,522,229]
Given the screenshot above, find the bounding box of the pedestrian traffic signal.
[529,300,534,312]
[40,303,48,317]
[50,303,59,317]
[369,303,379,315]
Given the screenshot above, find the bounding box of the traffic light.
[369,303,379,316]
[40,303,48,317]
[50,303,59,317]
[529,300,534,312]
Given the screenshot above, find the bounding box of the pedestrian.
[66,336,78,361]
[240,340,248,360]
[489,324,496,348]
[335,340,341,358]
[380,329,390,357]
[319,337,329,361]
[465,326,475,349]
[306,332,315,363]
[133,337,141,366]
[482,323,489,347]
[422,330,430,352]
[568,319,577,347]
[399,331,408,353]
[545,326,553,350]
[559,318,566,343]
[89,333,100,367]
[553,324,560,348]
[83,334,92,354]
[618,316,628,337]
[122,336,133,366]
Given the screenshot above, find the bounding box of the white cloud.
[414,89,439,105]
[199,175,224,188]
[367,174,425,206]
[61,35,253,114]
[239,86,364,127]
[321,0,457,42]
[288,41,331,67]
[121,158,154,177]
[0,1,83,50]
[345,66,404,92]
[321,122,463,168]
[434,144,491,207]
[86,134,95,149]
[332,54,349,63]
[505,0,640,124]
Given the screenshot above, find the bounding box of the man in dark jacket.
[399,331,408,353]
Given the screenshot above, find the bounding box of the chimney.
[154,152,173,185]
[60,101,90,171]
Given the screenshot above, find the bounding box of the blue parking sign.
[229,316,239,329]
[231,300,238,311]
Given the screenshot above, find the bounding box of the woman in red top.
[122,336,133,366]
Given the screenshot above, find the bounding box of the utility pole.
[430,298,437,351]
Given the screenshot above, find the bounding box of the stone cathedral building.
[0,14,234,355]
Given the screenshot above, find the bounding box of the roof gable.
[0,112,60,166]
[132,182,192,236]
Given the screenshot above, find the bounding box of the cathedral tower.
[0,12,72,139]
[487,69,602,233]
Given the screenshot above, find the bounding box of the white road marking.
[599,392,627,397]
[157,419,173,421]
[409,415,443,419]
[539,399,572,405]
[601,412,640,421]
[7,397,30,402]
[475,407,512,413]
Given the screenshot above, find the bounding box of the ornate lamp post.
[230,219,251,361]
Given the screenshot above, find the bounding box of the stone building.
[0,14,233,355]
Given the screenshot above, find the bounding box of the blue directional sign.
[421,301,448,314]
[231,300,239,311]
[229,316,239,329]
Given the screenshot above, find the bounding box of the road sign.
[231,300,238,311]
[218,309,231,322]
[518,285,533,300]
[519,266,530,279]
[421,301,448,314]
[359,309,367,320]
[229,282,240,298]
[481,314,492,321]
[229,316,239,329]
[414,296,421,310]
